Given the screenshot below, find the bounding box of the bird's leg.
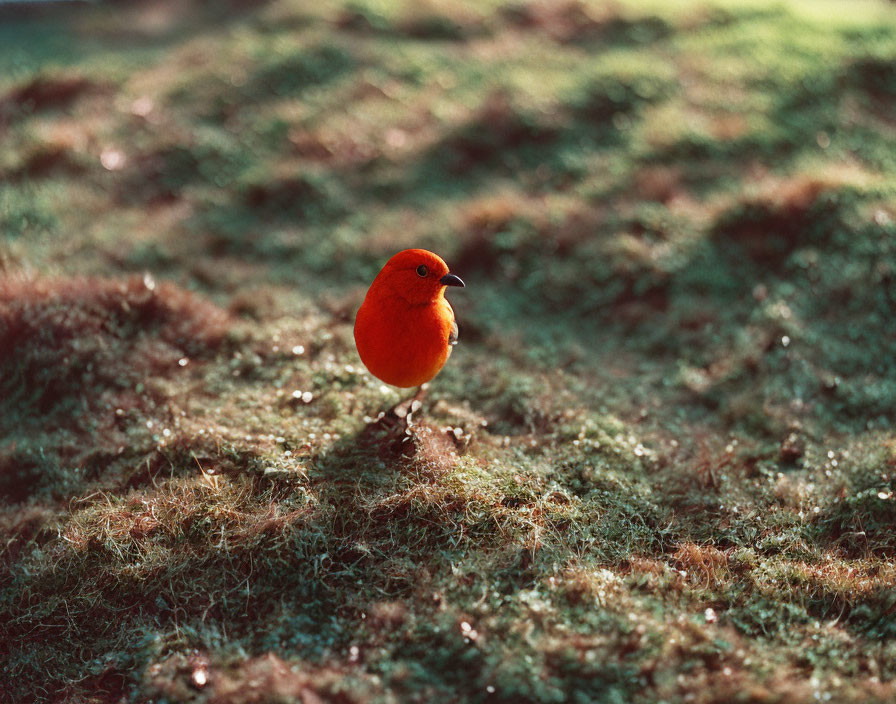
[366,385,429,440]
[392,384,428,430]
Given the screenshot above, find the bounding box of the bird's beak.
[440,273,465,288]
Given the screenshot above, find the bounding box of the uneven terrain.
[1,0,895,701]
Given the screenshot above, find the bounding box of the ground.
[1,0,895,702]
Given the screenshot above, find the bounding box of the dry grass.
[1,0,895,701]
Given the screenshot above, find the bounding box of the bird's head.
[373,248,464,305]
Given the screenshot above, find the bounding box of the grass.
[1,0,895,701]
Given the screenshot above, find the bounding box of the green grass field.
[1,0,895,701]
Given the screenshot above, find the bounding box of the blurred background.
[2,0,894,437]
[2,0,896,701]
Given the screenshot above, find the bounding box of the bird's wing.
[449,318,458,346]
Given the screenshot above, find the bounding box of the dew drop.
[192,667,208,687]
[100,147,126,171]
[131,96,154,117]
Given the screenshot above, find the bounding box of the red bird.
[354,249,464,388]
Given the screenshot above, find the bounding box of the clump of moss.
[453,195,675,320]
[7,142,87,182]
[500,1,671,46]
[398,9,487,41]
[778,55,896,125]
[115,138,250,205]
[422,92,559,175]
[709,178,843,268]
[144,652,382,704]
[452,193,543,278]
[0,274,230,427]
[249,44,355,99]
[0,71,103,120]
[2,1,896,702]
[569,69,677,126]
[672,541,731,588]
[844,56,896,107]
[241,173,345,223]
[337,1,487,40]
[0,445,69,506]
[817,485,896,558]
[0,503,57,568]
[500,0,604,40]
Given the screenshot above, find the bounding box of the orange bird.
[354,249,465,388]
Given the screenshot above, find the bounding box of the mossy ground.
[1,0,895,702]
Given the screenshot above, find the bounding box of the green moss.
[2,0,896,701]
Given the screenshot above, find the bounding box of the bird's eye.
[416,265,428,277]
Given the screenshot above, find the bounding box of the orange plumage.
[354,249,465,388]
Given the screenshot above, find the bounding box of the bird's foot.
[364,384,428,438]
[392,384,428,433]
[361,385,429,451]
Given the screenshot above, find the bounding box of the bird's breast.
[354,293,455,388]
